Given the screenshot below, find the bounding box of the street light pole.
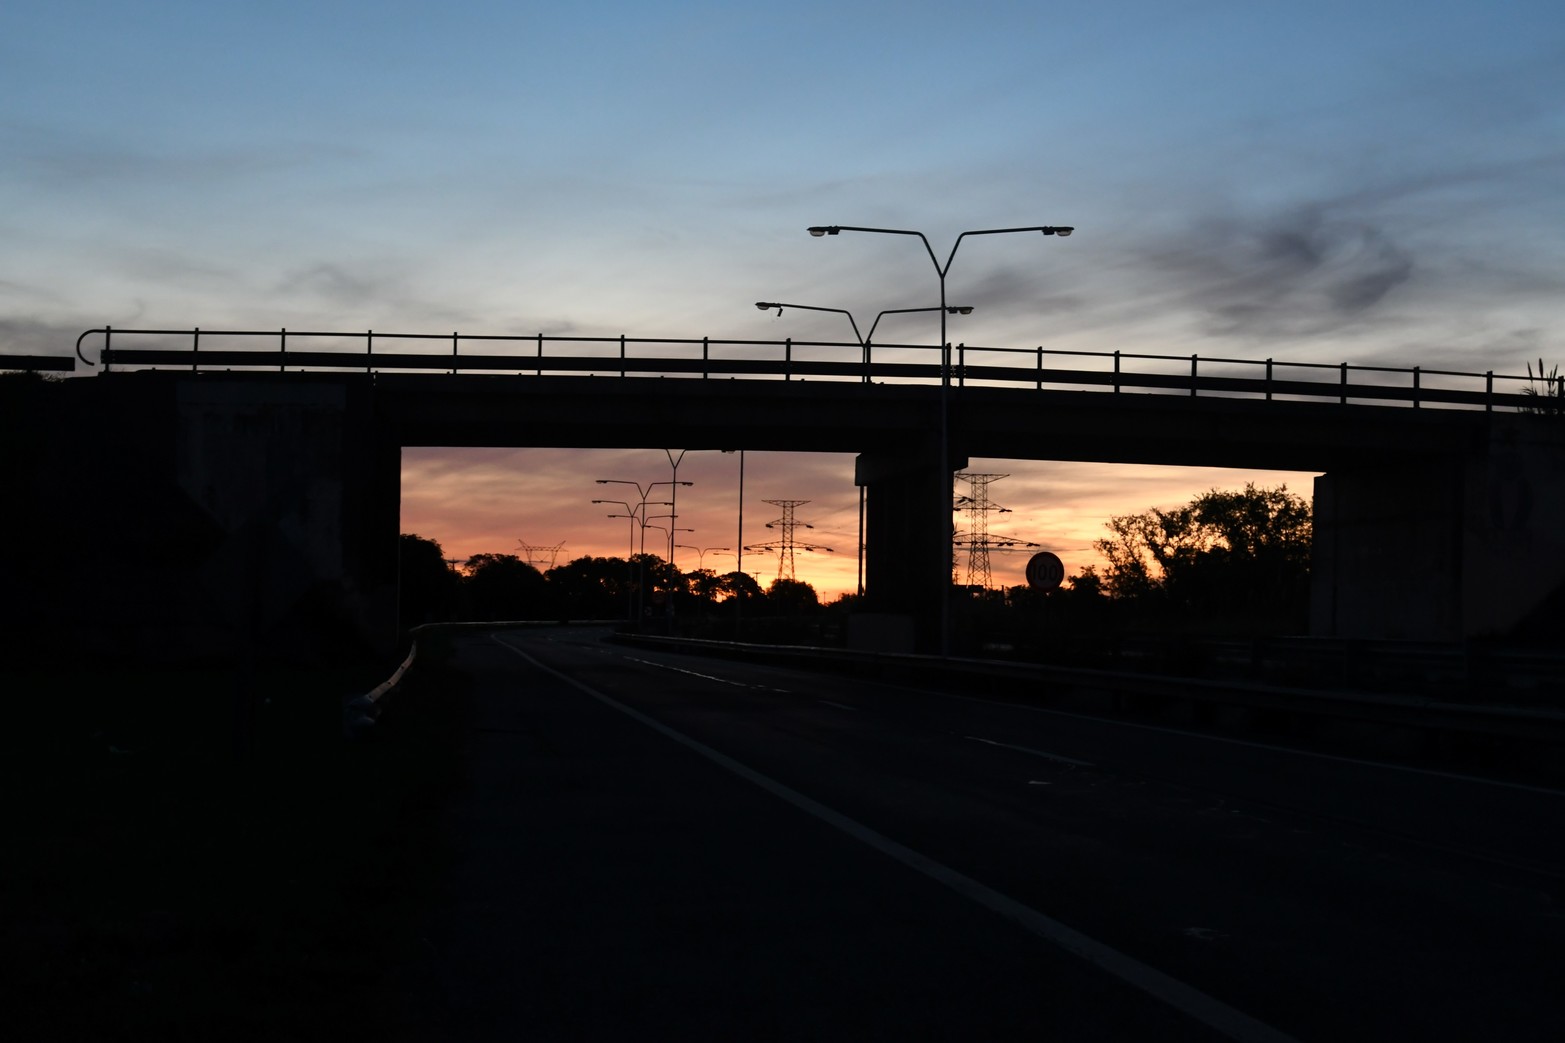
[675,545,732,571]
[806,223,1073,655]
[664,449,691,568]
[756,301,974,599]
[754,302,973,379]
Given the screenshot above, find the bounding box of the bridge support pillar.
[1312,417,1565,640]
[852,443,966,654]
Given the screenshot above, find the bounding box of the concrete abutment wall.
[1311,416,1565,640]
[3,374,400,665]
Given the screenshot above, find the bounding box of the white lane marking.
[818,699,858,712]
[621,654,790,693]
[966,734,1095,768]
[491,634,1301,1043]
[942,690,1565,796]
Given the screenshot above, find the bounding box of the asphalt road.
[404,627,1564,1042]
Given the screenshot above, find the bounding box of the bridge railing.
[70,326,1564,413]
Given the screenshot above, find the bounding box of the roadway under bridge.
[4,337,1564,661]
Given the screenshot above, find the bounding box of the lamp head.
[950,306,974,315]
[807,226,840,237]
[1044,226,1074,237]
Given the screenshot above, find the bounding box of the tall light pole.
[664,449,692,568]
[721,449,747,640]
[755,301,974,598]
[807,223,1073,654]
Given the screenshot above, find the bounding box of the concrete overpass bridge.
[4,328,1561,661]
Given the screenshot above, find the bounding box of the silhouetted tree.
[721,570,765,602]
[1095,483,1311,629]
[684,568,725,608]
[547,555,631,619]
[766,577,820,615]
[464,553,548,620]
[399,533,460,629]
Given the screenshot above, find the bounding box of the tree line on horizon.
[400,483,1314,646]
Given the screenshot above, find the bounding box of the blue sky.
[6,1,1563,594]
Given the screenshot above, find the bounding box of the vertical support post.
[538,333,545,377]
[103,325,112,373]
[192,327,200,372]
[1036,346,1043,391]
[280,328,287,372]
[1340,362,1349,405]
[1113,350,1120,393]
[957,343,966,388]
[785,337,792,381]
[1265,358,1273,401]
[451,331,458,375]
[702,336,709,379]
[1413,366,1420,409]
[1190,354,1198,397]
[618,334,625,378]
[365,329,373,373]
[1485,371,1493,412]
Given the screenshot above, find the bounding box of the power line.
[952,474,1038,588]
[516,540,566,571]
[744,499,833,582]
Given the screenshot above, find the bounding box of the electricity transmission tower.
[744,499,833,581]
[516,540,566,571]
[952,473,1037,588]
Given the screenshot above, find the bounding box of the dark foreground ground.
[8,628,1562,1041]
[3,652,463,1042]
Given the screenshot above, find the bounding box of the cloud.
[1145,207,1417,341]
[276,264,389,307]
[0,316,85,358]
[4,122,364,195]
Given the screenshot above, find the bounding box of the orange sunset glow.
[401,446,1319,600]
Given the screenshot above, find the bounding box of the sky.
[6,1,1564,598]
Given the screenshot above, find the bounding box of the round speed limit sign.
[1025,551,1065,590]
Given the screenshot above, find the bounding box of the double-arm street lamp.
[590,497,673,557]
[596,477,692,556]
[807,223,1073,655]
[753,302,975,379]
[676,545,733,571]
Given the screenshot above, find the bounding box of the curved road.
[407,627,1563,1042]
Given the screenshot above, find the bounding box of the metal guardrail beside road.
[613,630,1565,785]
[61,326,1565,413]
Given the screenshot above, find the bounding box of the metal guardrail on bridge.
[67,326,1565,413]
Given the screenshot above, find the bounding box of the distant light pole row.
[591,492,674,621]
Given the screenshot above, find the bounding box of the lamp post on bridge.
[755,301,975,603]
[753,302,974,380]
[806,222,1074,655]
